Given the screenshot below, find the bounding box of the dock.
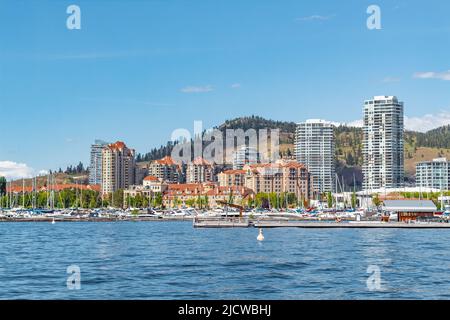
[193,217,250,228]
[253,221,450,229]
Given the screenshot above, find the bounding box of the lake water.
[1,221,450,299]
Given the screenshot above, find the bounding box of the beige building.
[101,141,136,194]
[218,169,246,187]
[148,156,182,183]
[186,157,215,183]
[142,175,169,193]
[162,183,254,208]
[243,160,311,200]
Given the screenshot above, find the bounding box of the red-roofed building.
[186,157,215,184]
[243,160,312,200]
[161,183,254,208]
[142,176,168,193]
[148,156,182,184]
[102,141,136,194]
[218,169,246,187]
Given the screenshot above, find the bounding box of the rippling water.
[1,221,450,299]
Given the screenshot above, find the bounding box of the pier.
[193,217,250,228]
[253,221,450,229]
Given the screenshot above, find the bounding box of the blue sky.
[1,0,450,178]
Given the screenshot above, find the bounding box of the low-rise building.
[382,200,437,222]
[143,175,169,193]
[162,183,254,208]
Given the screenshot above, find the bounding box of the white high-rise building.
[363,96,404,190]
[89,139,109,185]
[232,146,261,170]
[294,119,335,194]
[416,158,450,190]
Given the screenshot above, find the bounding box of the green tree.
[327,192,333,208]
[372,193,382,207]
[112,189,124,208]
[0,176,6,196]
[351,191,357,208]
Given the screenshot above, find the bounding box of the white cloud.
[405,111,450,132]
[296,14,334,22]
[345,111,450,132]
[180,85,214,93]
[346,120,364,128]
[231,83,241,89]
[0,161,34,180]
[413,70,450,81]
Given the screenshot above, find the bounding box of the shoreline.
[2,216,450,229]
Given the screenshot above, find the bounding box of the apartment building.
[101,141,136,194]
[186,157,215,183]
[363,96,404,190]
[232,146,261,169]
[148,156,182,183]
[89,139,109,185]
[218,169,246,187]
[294,119,335,193]
[416,158,450,190]
[243,160,312,200]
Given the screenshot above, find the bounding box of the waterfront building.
[89,140,109,185]
[232,146,261,169]
[363,96,404,190]
[142,175,169,193]
[186,157,215,183]
[101,141,136,194]
[148,156,183,184]
[162,183,254,208]
[416,158,450,191]
[382,200,437,222]
[123,176,169,207]
[218,169,246,187]
[243,160,312,200]
[294,119,335,194]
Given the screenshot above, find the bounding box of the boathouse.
[382,200,437,222]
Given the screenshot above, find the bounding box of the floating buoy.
[51,218,55,225]
[257,228,264,241]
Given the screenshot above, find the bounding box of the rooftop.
[383,200,437,212]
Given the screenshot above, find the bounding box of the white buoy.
[51,218,55,225]
[257,228,264,241]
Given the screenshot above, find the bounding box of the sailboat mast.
[22,178,25,208]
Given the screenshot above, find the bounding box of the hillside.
[8,172,89,189]
[136,116,450,189]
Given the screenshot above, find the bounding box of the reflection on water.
[1,222,450,299]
